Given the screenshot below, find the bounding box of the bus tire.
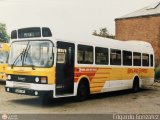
[76,80,89,101]
[132,77,140,93]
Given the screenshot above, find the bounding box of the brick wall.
[115,16,160,65]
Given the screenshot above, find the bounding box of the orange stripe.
[92,77,108,79]
[94,72,110,74]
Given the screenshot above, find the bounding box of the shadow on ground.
[10,88,152,108]
[0,81,6,85]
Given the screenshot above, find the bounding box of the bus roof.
[10,26,154,54]
[55,35,154,54]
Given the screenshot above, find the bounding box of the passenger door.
[56,41,75,95]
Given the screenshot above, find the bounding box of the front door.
[56,41,75,95]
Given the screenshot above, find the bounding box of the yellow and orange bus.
[0,43,9,82]
[5,27,154,101]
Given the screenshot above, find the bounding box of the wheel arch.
[77,75,91,85]
[76,75,90,94]
[132,74,140,87]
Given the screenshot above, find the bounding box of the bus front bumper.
[5,87,53,97]
[5,81,54,97]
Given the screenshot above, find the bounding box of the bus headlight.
[41,77,47,84]
[7,75,11,80]
[35,77,39,83]
[35,91,38,96]
[7,88,10,92]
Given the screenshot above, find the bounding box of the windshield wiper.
[23,45,36,70]
[11,42,30,69]
[23,45,31,65]
[11,50,24,69]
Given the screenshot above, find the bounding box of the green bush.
[155,67,160,80]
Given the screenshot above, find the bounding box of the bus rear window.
[150,54,153,67]
[18,27,41,38]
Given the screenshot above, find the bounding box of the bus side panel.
[105,67,132,92]
[74,67,110,94]
[90,68,111,94]
[141,68,154,87]
[75,67,154,95]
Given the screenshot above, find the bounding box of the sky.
[0,0,159,39]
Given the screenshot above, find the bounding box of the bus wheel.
[76,81,89,101]
[132,78,139,93]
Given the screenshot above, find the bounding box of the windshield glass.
[9,40,54,68]
[0,51,9,64]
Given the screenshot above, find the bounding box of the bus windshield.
[9,40,54,68]
[0,51,9,64]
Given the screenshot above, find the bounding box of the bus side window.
[95,47,108,65]
[133,52,141,66]
[123,50,132,66]
[142,53,149,67]
[77,45,93,64]
[110,49,121,65]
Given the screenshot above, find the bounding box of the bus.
[5,27,154,101]
[0,43,9,82]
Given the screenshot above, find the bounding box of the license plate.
[15,89,25,94]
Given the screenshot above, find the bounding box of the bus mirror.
[53,47,57,53]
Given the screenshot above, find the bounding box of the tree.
[92,27,115,39]
[99,28,109,37]
[0,23,10,43]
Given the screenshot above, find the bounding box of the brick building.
[115,2,160,65]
